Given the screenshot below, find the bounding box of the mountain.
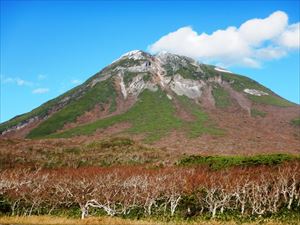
[1,50,299,154]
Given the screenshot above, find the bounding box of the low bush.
[177,154,298,169]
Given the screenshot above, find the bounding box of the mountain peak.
[120,50,144,58]
[113,50,151,63]
[113,50,198,67]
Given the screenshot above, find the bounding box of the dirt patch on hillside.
[60,78,137,132]
[0,121,133,156]
[172,97,196,122]
[222,82,251,115]
[1,119,43,139]
[154,105,300,156]
[200,85,215,109]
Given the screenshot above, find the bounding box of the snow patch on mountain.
[112,50,146,63]
[215,67,232,73]
[244,89,269,96]
[121,50,145,60]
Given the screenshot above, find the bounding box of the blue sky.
[1,0,299,122]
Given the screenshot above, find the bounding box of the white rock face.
[2,116,39,135]
[126,75,158,96]
[208,75,222,84]
[127,74,146,96]
[145,82,158,92]
[84,51,224,103]
[113,52,208,100]
[127,62,150,73]
[244,88,269,96]
[170,74,204,99]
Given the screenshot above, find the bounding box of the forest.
[1,160,299,222]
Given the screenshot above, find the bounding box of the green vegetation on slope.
[0,100,56,134]
[291,117,300,126]
[212,84,232,108]
[163,57,203,80]
[200,64,294,107]
[48,89,222,142]
[250,108,267,117]
[123,72,151,85]
[27,79,117,139]
[0,65,114,134]
[0,57,146,134]
[48,89,182,141]
[176,95,224,137]
[222,73,268,92]
[201,64,220,79]
[0,84,84,134]
[221,73,294,107]
[175,64,202,80]
[247,95,294,107]
[178,154,299,169]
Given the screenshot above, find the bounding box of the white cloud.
[254,46,287,60]
[1,76,33,86]
[148,11,299,68]
[238,11,288,46]
[37,74,47,80]
[277,23,300,48]
[32,88,49,94]
[70,79,82,85]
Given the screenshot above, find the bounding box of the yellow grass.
[0,216,294,225]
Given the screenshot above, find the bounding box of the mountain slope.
[1,50,299,154]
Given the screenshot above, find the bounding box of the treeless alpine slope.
[0,50,299,155]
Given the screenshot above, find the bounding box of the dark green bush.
[291,117,300,126]
[177,154,298,169]
[100,137,134,148]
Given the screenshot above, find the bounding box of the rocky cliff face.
[106,50,220,100]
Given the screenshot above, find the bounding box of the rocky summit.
[0,50,299,154]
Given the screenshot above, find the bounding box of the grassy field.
[0,216,298,225]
